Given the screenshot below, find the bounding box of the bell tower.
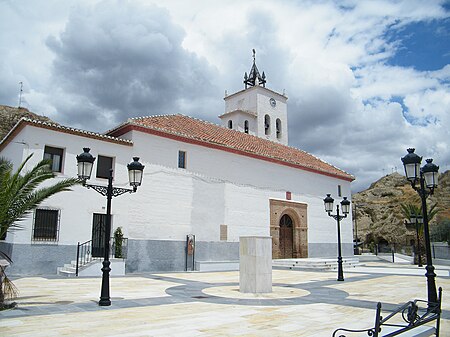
[220,50,288,145]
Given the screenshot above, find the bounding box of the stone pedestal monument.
[239,236,272,293]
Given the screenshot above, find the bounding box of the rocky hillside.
[0,105,53,140]
[352,171,450,247]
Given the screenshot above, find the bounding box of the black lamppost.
[324,194,351,281]
[353,203,359,255]
[401,148,439,305]
[411,214,423,267]
[77,148,144,306]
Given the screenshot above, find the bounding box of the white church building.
[0,55,354,275]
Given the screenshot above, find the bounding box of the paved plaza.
[0,261,449,336]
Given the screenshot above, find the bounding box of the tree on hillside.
[400,203,439,265]
[0,154,79,309]
[400,203,439,233]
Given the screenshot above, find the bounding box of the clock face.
[269,98,276,107]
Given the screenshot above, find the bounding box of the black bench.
[333,287,442,337]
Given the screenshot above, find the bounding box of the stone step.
[57,259,98,277]
[58,258,126,277]
[273,257,359,264]
[60,265,76,271]
[195,260,239,272]
[56,267,77,277]
[272,258,361,270]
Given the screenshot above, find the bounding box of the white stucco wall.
[220,111,257,136]
[255,89,288,145]
[0,123,353,253]
[224,89,257,114]
[0,125,134,246]
[127,129,353,246]
[223,86,288,145]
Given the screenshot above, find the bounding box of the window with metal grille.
[44,146,64,173]
[96,155,114,179]
[178,151,186,169]
[32,209,60,241]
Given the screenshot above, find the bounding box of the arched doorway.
[270,199,308,259]
[279,214,293,258]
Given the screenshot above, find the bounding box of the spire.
[243,49,266,89]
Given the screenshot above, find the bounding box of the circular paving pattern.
[202,285,310,299]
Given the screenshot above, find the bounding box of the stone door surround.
[270,199,308,259]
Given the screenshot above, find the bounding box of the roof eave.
[224,86,288,101]
[117,122,354,182]
[218,109,258,119]
[0,118,133,153]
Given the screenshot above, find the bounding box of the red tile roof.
[107,114,354,181]
[0,118,132,152]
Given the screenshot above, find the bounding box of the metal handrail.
[75,237,128,276]
[76,239,93,276]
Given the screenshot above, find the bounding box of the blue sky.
[0,0,449,192]
[386,19,450,71]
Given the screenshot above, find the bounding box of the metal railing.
[75,237,128,276]
[432,243,450,260]
[76,239,93,276]
[371,242,450,264]
[374,243,413,263]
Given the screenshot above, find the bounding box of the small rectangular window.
[338,185,342,197]
[178,151,186,169]
[33,209,60,241]
[44,146,64,173]
[96,155,114,179]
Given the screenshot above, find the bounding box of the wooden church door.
[279,214,293,258]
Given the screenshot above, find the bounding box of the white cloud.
[353,65,442,100]
[42,1,220,128]
[0,0,449,192]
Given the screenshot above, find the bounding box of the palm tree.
[400,203,439,232]
[400,203,439,265]
[0,153,79,309]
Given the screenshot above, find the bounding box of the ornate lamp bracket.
[85,183,133,198]
[328,213,347,222]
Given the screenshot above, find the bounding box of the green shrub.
[114,227,124,258]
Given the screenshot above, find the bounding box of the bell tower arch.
[220,50,289,145]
